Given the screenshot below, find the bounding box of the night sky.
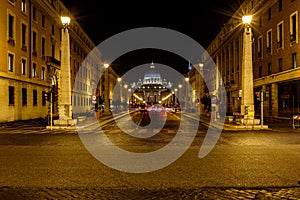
[61,0,245,75]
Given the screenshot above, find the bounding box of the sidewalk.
[0,118,47,129]
[198,115,269,131]
[1,112,297,132]
[195,114,299,132]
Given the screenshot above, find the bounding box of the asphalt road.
[0,112,300,199]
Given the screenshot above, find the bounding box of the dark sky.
[61,0,245,75]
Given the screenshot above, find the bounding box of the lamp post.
[185,77,189,111]
[241,15,255,121]
[103,63,111,115]
[128,88,132,106]
[174,88,178,107]
[117,77,122,105]
[57,16,72,125]
[178,84,182,105]
[124,84,128,106]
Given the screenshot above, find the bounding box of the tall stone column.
[103,68,111,115]
[241,26,254,119]
[57,27,72,123]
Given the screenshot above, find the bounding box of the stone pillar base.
[54,118,77,126]
[241,118,260,125]
[102,110,112,116]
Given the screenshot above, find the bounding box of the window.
[21,0,26,12]
[42,15,45,28]
[51,24,55,35]
[292,53,297,69]
[22,88,27,106]
[278,58,283,72]
[41,37,46,57]
[277,22,283,48]
[268,8,271,20]
[290,12,298,43]
[21,23,27,49]
[8,14,14,39]
[267,30,272,54]
[9,86,15,105]
[41,67,45,80]
[32,6,36,21]
[32,63,37,77]
[33,90,37,106]
[42,91,46,106]
[278,0,282,11]
[258,36,263,58]
[259,66,262,78]
[268,62,272,75]
[8,53,14,72]
[32,31,37,53]
[21,58,26,75]
[51,44,55,57]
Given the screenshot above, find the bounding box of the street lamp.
[61,16,71,29]
[56,16,72,125]
[241,15,255,122]
[103,63,111,115]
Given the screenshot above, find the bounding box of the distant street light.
[241,15,255,121]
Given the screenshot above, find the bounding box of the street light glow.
[104,63,109,68]
[242,15,252,24]
[185,77,189,82]
[61,16,70,26]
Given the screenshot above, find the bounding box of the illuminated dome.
[143,63,162,84]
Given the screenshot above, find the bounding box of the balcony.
[7,38,15,46]
[46,56,60,68]
[32,51,37,57]
[277,41,283,49]
[290,34,296,43]
[21,45,27,52]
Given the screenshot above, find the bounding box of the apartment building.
[199,0,300,118]
[0,0,109,123]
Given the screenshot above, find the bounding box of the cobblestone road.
[1,186,300,199]
[1,114,300,199]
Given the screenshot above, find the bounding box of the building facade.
[195,0,300,118]
[0,0,114,123]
